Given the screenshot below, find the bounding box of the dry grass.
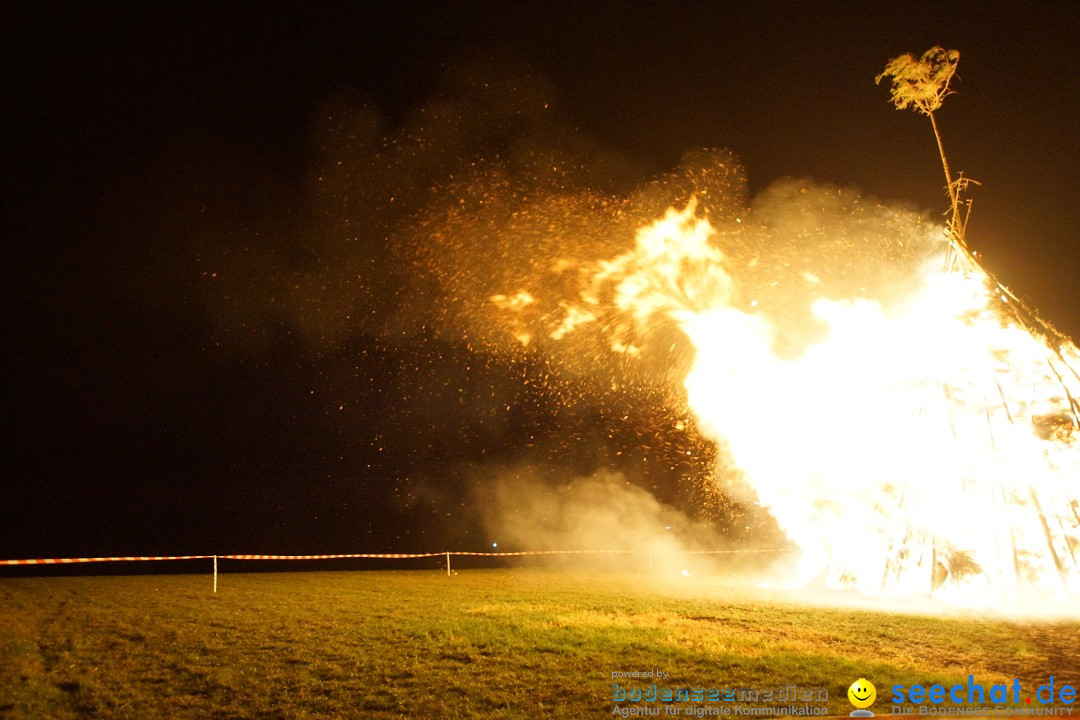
[0,568,1077,718]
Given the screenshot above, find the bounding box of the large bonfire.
[494,48,1080,608]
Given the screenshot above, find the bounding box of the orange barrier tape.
[221,553,445,560]
[0,555,212,565]
[451,549,786,556]
[452,550,637,556]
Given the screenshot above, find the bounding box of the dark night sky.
[3,1,1078,561]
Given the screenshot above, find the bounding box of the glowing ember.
[495,198,1080,608]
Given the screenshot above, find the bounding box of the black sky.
[3,1,1079,561]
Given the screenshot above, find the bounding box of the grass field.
[1,567,1077,719]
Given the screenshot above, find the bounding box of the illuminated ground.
[1,568,1077,719]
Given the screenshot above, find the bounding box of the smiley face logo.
[848,678,876,714]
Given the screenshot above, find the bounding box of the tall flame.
[498,198,1080,608]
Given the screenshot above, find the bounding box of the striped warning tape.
[0,553,443,565]
[221,553,445,560]
[451,550,637,556]
[0,555,212,566]
[451,549,786,556]
[0,548,788,566]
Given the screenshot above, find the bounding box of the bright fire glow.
[498,199,1080,608]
